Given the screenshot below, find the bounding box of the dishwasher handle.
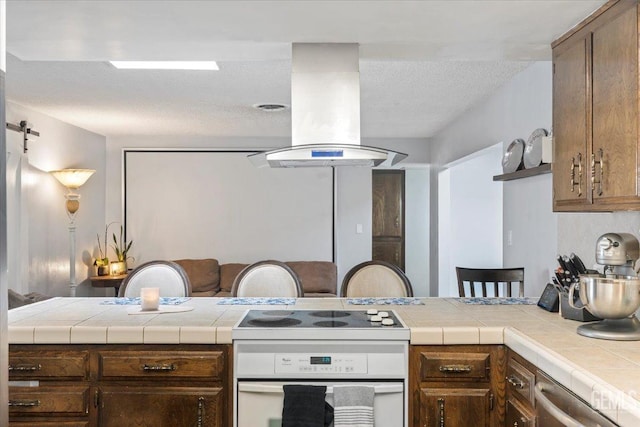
[534,382,586,427]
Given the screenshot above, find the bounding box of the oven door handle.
[534,382,587,427]
[238,383,404,395]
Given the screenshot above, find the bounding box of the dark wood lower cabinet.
[505,398,535,427]
[420,387,491,427]
[9,385,90,417]
[9,344,231,427]
[97,386,223,427]
[505,349,537,427]
[410,345,506,427]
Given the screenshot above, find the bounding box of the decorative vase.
[97,265,110,276]
[110,261,127,276]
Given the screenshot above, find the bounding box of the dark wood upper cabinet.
[552,0,640,211]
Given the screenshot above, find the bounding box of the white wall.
[405,168,430,296]
[503,173,556,296]
[106,135,430,287]
[438,144,503,297]
[1,1,9,420]
[429,61,640,296]
[557,212,640,272]
[6,102,106,296]
[124,150,334,264]
[430,62,557,296]
[335,167,372,292]
[5,130,28,294]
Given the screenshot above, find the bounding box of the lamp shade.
[51,169,95,189]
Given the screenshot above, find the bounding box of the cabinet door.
[97,386,223,427]
[372,240,403,268]
[372,171,404,237]
[552,33,590,210]
[505,399,535,427]
[592,3,638,204]
[419,388,491,427]
[372,170,405,269]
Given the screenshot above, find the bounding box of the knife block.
[559,293,601,322]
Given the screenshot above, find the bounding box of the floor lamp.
[51,169,95,297]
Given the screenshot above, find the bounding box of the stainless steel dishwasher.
[535,370,618,427]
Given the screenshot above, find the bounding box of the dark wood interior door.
[372,170,405,270]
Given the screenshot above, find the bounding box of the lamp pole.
[51,169,95,297]
[65,194,79,297]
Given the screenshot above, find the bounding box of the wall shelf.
[493,163,551,181]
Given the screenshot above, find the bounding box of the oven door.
[237,381,404,427]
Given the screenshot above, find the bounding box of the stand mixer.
[596,232,639,277]
[569,232,640,341]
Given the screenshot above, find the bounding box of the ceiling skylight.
[109,61,219,70]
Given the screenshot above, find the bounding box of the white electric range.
[232,309,410,427]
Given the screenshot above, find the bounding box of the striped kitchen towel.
[333,385,374,427]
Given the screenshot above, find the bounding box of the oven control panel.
[274,354,367,374]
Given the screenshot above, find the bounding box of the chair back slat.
[455,267,525,298]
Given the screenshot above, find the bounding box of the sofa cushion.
[8,289,32,310]
[173,258,220,295]
[286,261,337,295]
[220,263,249,293]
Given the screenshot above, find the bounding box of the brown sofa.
[172,259,337,297]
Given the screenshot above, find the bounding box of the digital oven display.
[310,356,332,365]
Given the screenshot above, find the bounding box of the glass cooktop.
[236,309,404,329]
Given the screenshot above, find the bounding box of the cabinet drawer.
[506,357,535,405]
[8,385,90,416]
[9,351,89,379]
[98,350,225,380]
[10,422,89,427]
[419,351,490,381]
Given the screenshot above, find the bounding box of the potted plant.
[94,223,113,276]
[110,224,133,275]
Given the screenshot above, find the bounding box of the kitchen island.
[8,297,640,426]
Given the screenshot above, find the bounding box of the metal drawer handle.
[534,382,585,427]
[197,396,205,427]
[506,375,525,389]
[438,398,445,427]
[8,364,42,372]
[9,399,41,407]
[142,363,176,372]
[439,364,472,373]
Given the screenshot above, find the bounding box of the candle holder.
[140,287,160,311]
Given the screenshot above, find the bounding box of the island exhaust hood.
[249,43,407,168]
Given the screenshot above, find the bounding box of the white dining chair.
[231,260,303,297]
[118,260,192,297]
[340,261,413,297]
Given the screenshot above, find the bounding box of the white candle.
[140,287,160,311]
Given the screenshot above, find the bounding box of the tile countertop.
[8,297,640,426]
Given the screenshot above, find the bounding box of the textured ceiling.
[5,0,606,139]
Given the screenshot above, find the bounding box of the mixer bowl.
[577,275,640,319]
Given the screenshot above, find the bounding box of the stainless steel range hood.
[249,43,407,168]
